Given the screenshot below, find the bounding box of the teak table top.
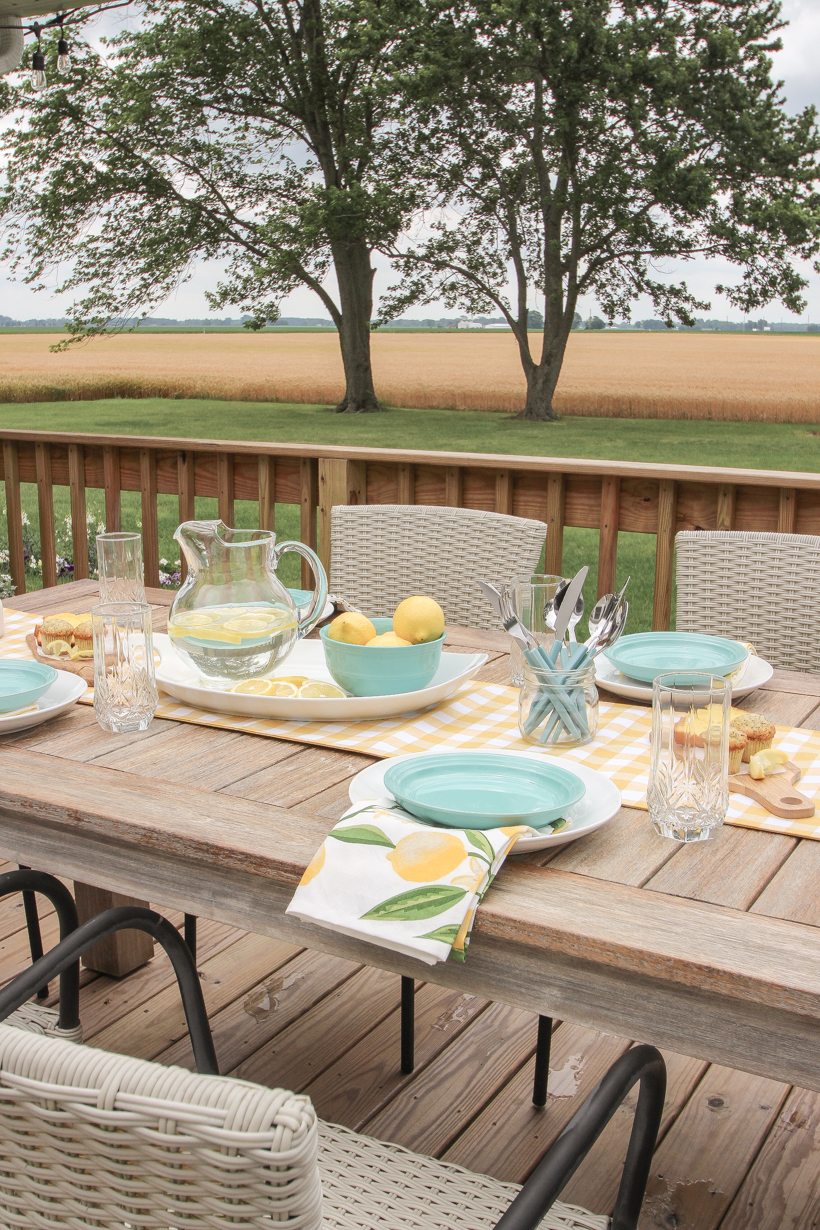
[3,580,820,1091]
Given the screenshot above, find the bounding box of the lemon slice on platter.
[748,748,789,780]
[42,639,71,657]
[273,675,308,687]
[298,681,347,699]
[231,678,299,697]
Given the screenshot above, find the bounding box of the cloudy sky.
[1,0,818,323]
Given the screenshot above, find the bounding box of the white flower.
[160,557,168,565]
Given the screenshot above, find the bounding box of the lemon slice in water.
[172,611,223,629]
[222,614,280,635]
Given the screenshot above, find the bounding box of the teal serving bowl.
[603,632,747,685]
[320,617,445,697]
[384,751,586,829]
[0,660,59,713]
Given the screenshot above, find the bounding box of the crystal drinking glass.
[92,601,158,733]
[96,533,146,603]
[509,574,565,686]
[647,672,730,842]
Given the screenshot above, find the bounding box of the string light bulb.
[57,28,71,71]
[31,40,47,90]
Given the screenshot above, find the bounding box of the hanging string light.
[57,25,71,72]
[30,25,47,91]
[0,1,132,87]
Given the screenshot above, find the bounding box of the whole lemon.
[387,832,466,882]
[366,631,412,647]
[392,596,445,644]
[327,611,377,645]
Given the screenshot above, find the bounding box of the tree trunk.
[515,323,571,421]
[331,240,383,413]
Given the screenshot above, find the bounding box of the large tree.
[0,0,416,411]
[383,0,820,419]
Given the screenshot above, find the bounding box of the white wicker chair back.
[0,1024,322,1229]
[675,530,820,673]
[329,504,547,630]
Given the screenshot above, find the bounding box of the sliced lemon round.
[232,678,276,695]
[748,748,789,780]
[222,615,278,635]
[172,610,223,629]
[298,681,347,699]
[273,675,308,687]
[43,639,71,657]
[267,680,298,697]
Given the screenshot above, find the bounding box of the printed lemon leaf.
[361,885,467,921]
[464,830,494,862]
[330,825,395,848]
[417,924,461,945]
[448,947,467,963]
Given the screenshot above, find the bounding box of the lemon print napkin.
[286,800,528,966]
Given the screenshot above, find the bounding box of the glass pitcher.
[168,520,328,684]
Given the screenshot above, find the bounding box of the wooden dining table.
[2,579,820,1094]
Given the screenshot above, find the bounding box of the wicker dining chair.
[0,910,667,1230]
[329,504,548,630]
[675,530,820,673]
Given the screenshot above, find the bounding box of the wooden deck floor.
[1,863,818,1229]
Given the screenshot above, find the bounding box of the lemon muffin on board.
[39,615,74,654]
[730,712,776,762]
[727,728,748,775]
[71,620,94,658]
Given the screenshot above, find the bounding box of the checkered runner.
[4,608,820,838]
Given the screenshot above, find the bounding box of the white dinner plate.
[348,749,622,852]
[154,635,488,721]
[594,652,774,703]
[0,671,87,734]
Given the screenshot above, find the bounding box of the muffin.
[729,711,776,762]
[71,620,94,658]
[728,727,748,775]
[39,615,74,654]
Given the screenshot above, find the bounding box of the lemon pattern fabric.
[286,800,528,965]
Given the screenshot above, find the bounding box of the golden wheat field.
[0,330,818,421]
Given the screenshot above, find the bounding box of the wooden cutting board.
[728,761,815,819]
[25,634,95,685]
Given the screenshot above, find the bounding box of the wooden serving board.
[25,633,95,684]
[728,761,815,819]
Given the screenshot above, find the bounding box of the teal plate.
[0,660,59,713]
[603,632,747,684]
[383,751,586,830]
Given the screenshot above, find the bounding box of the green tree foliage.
[0,0,418,411]
[382,0,820,419]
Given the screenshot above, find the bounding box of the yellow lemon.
[299,681,347,698]
[387,832,466,882]
[366,631,412,647]
[300,845,326,885]
[392,596,445,644]
[231,679,298,696]
[43,639,71,657]
[274,676,308,687]
[748,748,789,780]
[327,611,377,645]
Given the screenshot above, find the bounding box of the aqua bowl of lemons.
[320,596,446,697]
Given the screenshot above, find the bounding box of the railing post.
[217,452,235,526]
[139,448,159,588]
[445,465,463,507]
[300,458,319,588]
[34,443,57,590]
[778,488,796,534]
[397,463,415,505]
[652,479,678,631]
[258,455,275,530]
[103,446,122,533]
[177,450,196,584]
[319,458,366,576]
[715,484,736,531]
[597,476,620,598]
[2,440,25,595]
[495,469,513,515]
[545,473,565,576]
[67,443,88,581]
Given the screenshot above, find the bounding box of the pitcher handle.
[272,541,329,637]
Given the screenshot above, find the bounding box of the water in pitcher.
[167,602,299,682]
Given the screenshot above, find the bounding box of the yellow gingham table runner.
[4,608,820,839]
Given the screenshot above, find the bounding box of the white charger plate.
[594,652,774,703]
[0,671,87,734]
[348,749,622,852]
[154,635,487,721]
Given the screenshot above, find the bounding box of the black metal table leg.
[532,1015,552,1107]
[400,976,414,1073]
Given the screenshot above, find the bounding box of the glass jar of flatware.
[92,601,158,733]
[517,661,598,748]
[647,673,730,842]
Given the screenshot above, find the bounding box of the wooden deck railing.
[3,430,819,630]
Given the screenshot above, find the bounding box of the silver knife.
[550,566,588,659]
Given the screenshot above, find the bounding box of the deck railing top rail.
[3,428,818,630]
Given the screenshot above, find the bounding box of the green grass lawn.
[4,398,817,632]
